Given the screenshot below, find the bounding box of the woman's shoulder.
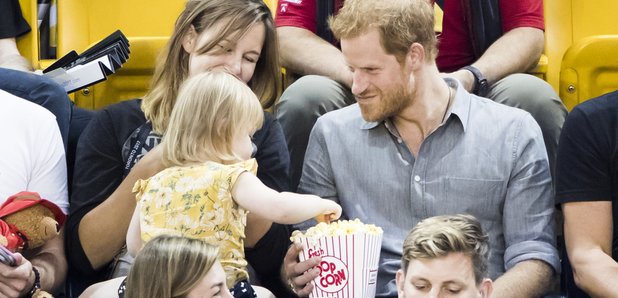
[84,99,147,141]
[99,99,145,119]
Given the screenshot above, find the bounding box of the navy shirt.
[556,91,618,297]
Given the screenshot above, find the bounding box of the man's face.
[395,252,492,298]
[341,29,412,122]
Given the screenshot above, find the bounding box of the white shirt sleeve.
[0,90,69,214]
[29,115,69,214]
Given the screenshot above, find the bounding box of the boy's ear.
[182,25,198,54]
[479,278,493,298]
[395,269,405,298]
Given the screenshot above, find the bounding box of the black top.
[66,99,292,296]
[555,91,618,297]
[0,0,31,39]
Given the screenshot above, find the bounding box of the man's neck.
[392,70,451,156]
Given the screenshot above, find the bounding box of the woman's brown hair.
[142,0,279,134]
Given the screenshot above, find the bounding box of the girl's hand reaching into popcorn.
[315,200,342,223]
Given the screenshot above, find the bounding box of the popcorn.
[292,219,383,298]
[291,219,383,240]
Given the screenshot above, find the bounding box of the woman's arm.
[77,144,164,270]
[66,102,161,274]
[126,202,143,258]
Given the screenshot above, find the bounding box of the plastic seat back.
[557,0,618,110]
[559,35,618,110]
[531,0,573,91]
[55,0,185,109]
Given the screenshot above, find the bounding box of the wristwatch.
[462,65,489,97]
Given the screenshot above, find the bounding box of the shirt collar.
[359,78,472,132]
[444,77,471,132]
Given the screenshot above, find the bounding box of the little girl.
[125,235,229,298]
[81,234,230,298]
[126,71,341,298]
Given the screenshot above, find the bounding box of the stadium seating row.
[16,0,618,111]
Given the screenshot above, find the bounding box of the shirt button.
[414,175,421,182]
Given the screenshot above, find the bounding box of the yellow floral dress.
[133,159,257,287]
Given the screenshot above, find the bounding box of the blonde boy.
[396,214,493,298]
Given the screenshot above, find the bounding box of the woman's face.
[186,261,232,298]
[183,21,266,83]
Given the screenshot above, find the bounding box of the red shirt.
[275,0,544,72]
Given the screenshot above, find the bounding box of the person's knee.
[491,74,566,118]
[277,75,350,119]
[30,75,72,110]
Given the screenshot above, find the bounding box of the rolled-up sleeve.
[503,113,560,273]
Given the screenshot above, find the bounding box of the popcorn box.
[292,220,383,298]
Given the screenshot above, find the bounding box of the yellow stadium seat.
[15,0,39,68]
[263,0,278,17]
[555,0,618,109]
[53,0,185,109]
[530,0,572,90]
[559,35,618,110]
[570,0,618,41]
[434,5,443,34]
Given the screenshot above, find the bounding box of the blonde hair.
[161,71,264,167]
[125,235,220,298]
[402,214,489,284]
[142,0,280,134]
[329,0,438,62]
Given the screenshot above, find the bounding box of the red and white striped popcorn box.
[294,221,383,298]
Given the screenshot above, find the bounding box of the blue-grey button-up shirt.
[298,79,559,298]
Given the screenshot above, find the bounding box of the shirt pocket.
[443,177,505,221]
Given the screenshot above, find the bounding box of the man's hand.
[283,242,321,297]
[0,253,36,298]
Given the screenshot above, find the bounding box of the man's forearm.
[492,259,554,297]
[27,230,67,292]
[277,26,352,87]
[471,27,544,85]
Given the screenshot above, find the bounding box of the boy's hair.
[142,0,279,134]
[329,0,438,62]
[162,71,264,167]
[401,214,490,284]
[125,235,219,298]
